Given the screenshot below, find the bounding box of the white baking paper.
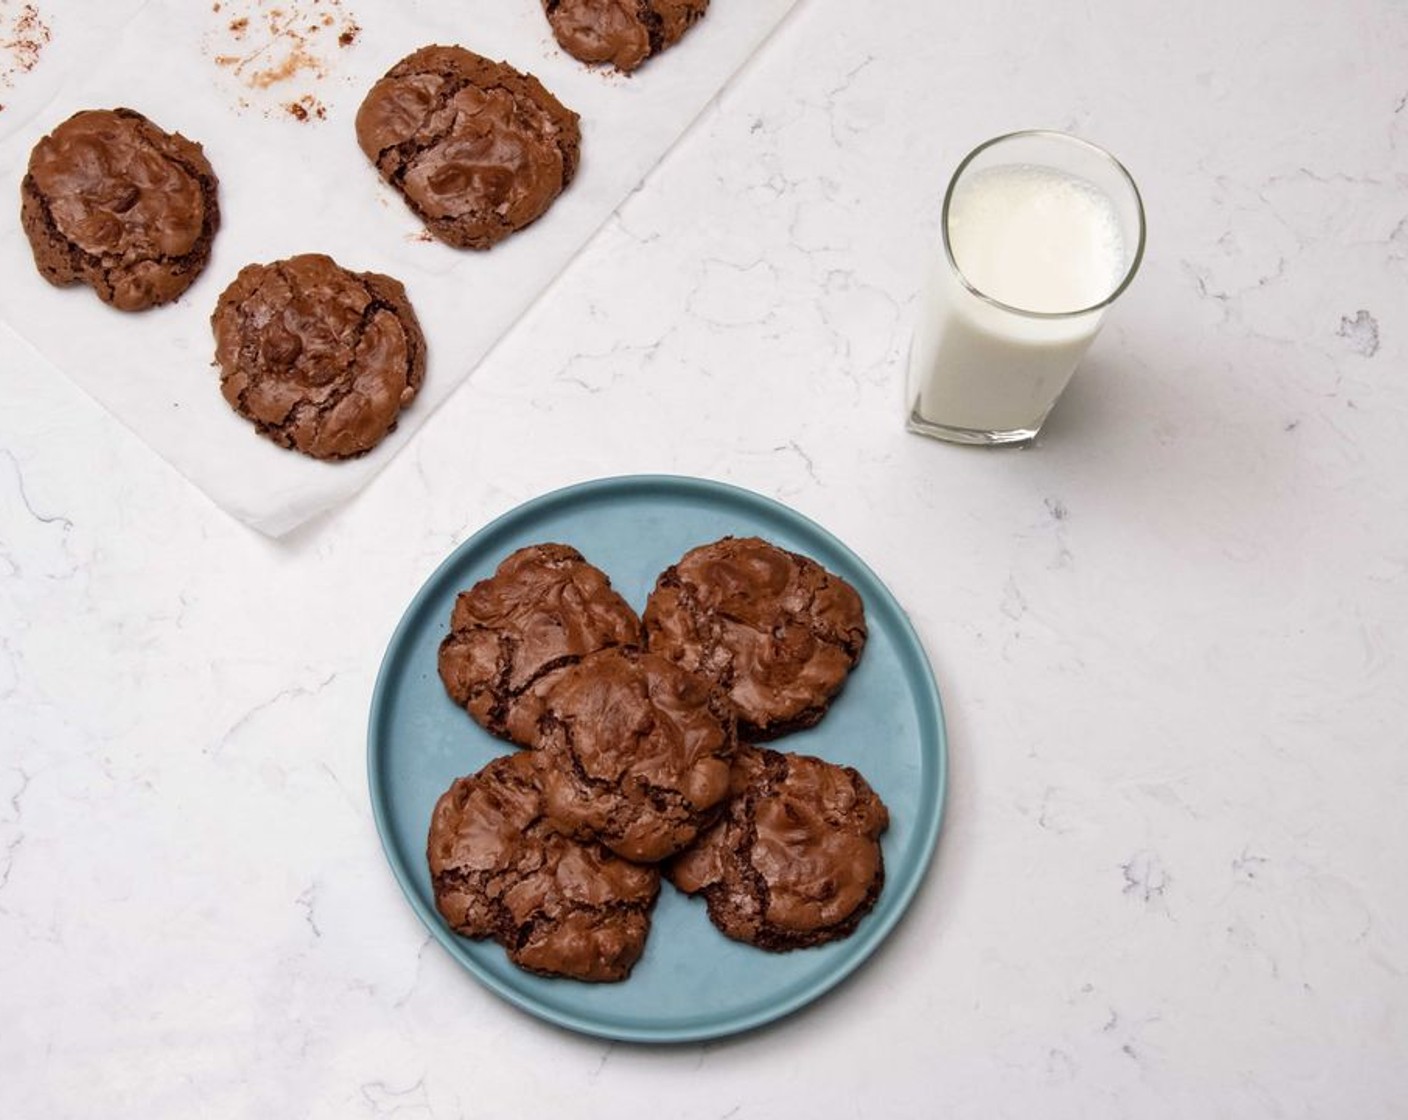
[0,0,798,535]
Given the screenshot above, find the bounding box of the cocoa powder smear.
[0,2,52,110]
[206,0,359,120]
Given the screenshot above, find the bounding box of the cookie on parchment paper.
[21,108,220,312]
[542,0,710,73]
[355,45,581,250]
[210,253,426,460]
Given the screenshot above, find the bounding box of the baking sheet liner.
[0,0,798,534]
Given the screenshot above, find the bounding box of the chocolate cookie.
[211,253,426,460]
[355,45,581,250]
[543,0,710,73]
[535,647,736,864]
[643,537,867,740]
[438,544,643,747]
[21,108,220,311]
[428,751,660,982]
[666,745,889,951]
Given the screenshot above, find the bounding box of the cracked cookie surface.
[536,647,736,864]
[21,107,220,312]
[355,45,581,250]
[542,0,710,73]
[437,544,644,748]
[666,745,890,951]
[428,751,660,982]
[211,253,426,460]
[643,536,868,740]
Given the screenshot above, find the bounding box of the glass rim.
[940,129,1147,320]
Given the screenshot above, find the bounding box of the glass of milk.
[906,131,1145,445]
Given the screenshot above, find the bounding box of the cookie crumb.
[283,93,325,122]
[205,0,358,102]
[0,3,52,92]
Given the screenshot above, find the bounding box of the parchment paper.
[0,0,798,535]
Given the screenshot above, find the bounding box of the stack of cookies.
[427,536,891,982]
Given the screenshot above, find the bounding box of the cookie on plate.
[211,253,426,460]
[535,647,736,864]
[643,536,867,741]
[437,544,643,747]
[355,45,581,250]
[542,0,710,73]
[428,751,660,982]
[666,745,889,951]
[21,108,220,312]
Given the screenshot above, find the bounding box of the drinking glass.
[906,131,1146,445]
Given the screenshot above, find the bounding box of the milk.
[908,163,1130,442]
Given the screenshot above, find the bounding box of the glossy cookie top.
[356,45,580,250]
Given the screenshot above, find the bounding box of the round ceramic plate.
[367,475,947,1043]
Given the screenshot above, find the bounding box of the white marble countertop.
[3,0,1406,1115]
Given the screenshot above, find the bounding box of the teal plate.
[368,476,947,1043]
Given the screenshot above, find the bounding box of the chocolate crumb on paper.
[203,0,359,121]
[284,93,326,122]
[0,1,52,108]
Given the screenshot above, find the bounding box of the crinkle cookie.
[210,253,426,460]
[535,647,736,864]
[667,745,889,951]
[644,536,867,740]
[437,544,643,748]
[428,751,660,982]
[21,108,220,311]
[356,45,581,249]
[542,0,710,73]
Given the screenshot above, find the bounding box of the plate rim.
[367,473,948,1043]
